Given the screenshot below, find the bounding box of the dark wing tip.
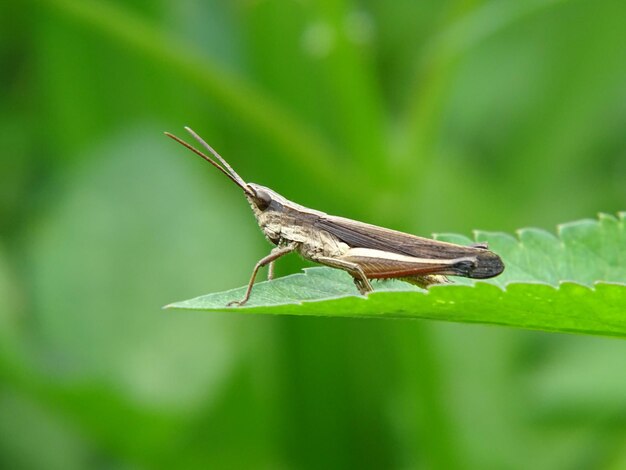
[468,250,505,279]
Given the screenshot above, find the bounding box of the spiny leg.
[315,256,373,295]
[228,245,295,307]
[401,274,450,289]
[470,242,489,249]
[353,276,371,294]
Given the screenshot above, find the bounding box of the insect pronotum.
[166,127,505,306]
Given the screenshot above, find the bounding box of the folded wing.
[315,215,504,279]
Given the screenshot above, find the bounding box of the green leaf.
[167,213,626,338]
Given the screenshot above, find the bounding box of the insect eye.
[254,189,272,211]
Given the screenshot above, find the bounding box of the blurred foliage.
[1,0,626,469]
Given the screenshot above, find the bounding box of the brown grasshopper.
[166,127,504,306]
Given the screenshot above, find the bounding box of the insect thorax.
[252,205,348,259]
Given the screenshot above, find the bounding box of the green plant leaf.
[167,213,626,338]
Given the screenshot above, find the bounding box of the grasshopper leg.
[470,242,489,249]
[315,256,374,295]
[228,245,296,307]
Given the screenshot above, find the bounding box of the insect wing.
[316,215,504,279]
[316,216,474,258]
[339,248,476,279]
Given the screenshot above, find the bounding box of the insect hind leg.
[315,256,374,295]
[402,275,450,289]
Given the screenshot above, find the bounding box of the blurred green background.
[2,0,626,468]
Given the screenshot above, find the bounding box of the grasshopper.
[166,127,504,306]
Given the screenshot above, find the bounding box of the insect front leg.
[229,244,296,307]
[315,256,374,295]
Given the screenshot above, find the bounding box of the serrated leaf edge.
[166,212,626,310]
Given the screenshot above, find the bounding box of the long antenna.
[164,131,255,198]
[184,127,248,189]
